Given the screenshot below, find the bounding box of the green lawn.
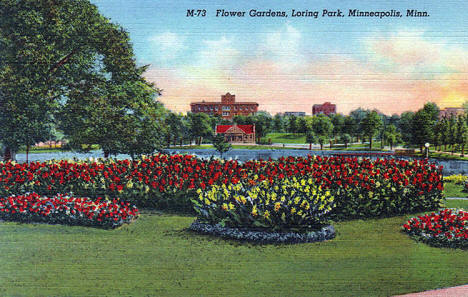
[262,133,307,144]
[0,203,467,296]
[443,183,467,198]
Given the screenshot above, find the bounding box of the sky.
[91,0,468,115]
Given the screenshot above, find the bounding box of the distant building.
[215,124,255,143]
[439,107,464,119]
[190,93,259,120]
[312,102,336,116]
[283,112,306,117]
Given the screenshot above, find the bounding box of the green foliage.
[0,0,164,159]
[212,134,231,157]
[361,110,383,150]
[193,177,335,231]
[188,112,213,145]
[310,114,333,150]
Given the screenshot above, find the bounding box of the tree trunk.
[104,151,109,158]
[462,144,465,157]
[26,144,30,164]
[369,136,372,150]
[3,147,16,161]
[420,145,423,153]
[320,143,323,150]
[309,143,311,150]
[345,141,348,148]
[329,140,333,149]
[390,142,393,150]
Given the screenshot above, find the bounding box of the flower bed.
[0,193,139,229]
[0,154,444,219]
[191,176,336,243]
[402,209,467,249]
[193,176,335,232]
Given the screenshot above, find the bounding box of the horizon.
[91,0,468,116]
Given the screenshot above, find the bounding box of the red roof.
[216,125,254,134]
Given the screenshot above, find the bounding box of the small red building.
[215,124,255,143]
[312,102,336,116]
[190,93,259,119]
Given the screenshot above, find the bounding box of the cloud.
[145,26,468,116]
[148,31,185,61]
[260,24,304,68]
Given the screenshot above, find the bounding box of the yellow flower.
[221,203,228,211]
[264,210,270,219]
[205,199,211,205]
[251,205,258,216]
[229,202,235,210]
[240,196,247,204]
[274,202,281,212]
[291,207,296,214]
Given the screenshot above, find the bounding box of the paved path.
[393,284,468,297]
[446,197,468,200]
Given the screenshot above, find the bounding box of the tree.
[399,111,415,145]
[287,115,297,133]
[306,131,316,150]
[383,124,400,150]
[455,115,468,156]
[188,113,212,145]
[411,109,435,153]
[340,133,352,148]
[361,110,383,150]
[295,117,307,134]
[311,114,333,150]
[349,108,368,142]
[343,116,358,142]
[58,69,164,158]
[165,112,185,147]
[331,114,345,148]
[0,0,162,160]
[212,134,231,158]
[273,114,284,132]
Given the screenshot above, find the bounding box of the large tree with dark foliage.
[0,0,164,159]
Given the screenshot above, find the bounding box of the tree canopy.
[0,0,164,159]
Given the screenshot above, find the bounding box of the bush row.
[0,154,444,219]
[0,193,139,229]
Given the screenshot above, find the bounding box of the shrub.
[192,176,335,232]
[443,174,467,185]
[0,155,444,219]
[402,209,467,249]
[0,193,139,229]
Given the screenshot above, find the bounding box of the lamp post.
[424,142,430,159]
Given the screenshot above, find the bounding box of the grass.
[443,182,467,198]
[0,204,467,296]
[262,132,306,144]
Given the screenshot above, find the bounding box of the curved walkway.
[393,284,468,297]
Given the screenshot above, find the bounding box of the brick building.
[439,107,464,119]
[215,124,255,143]
[312,102,336,116]
[190,93,259,119]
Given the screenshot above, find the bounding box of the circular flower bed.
[191,176,336,243]
[190,221,335,244]
[0,193,139,229]
[402,209,467,249]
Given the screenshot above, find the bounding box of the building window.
[234,106,237,111]
[210,106,213,111]
[222,106,231,111]
[240,107,243,111]
[215,106,218,111]
[222,112,230,116]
